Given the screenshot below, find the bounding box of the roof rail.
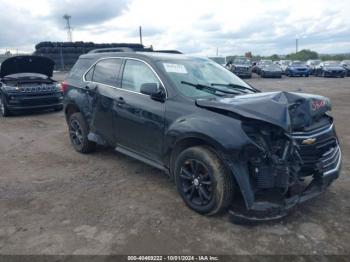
[88,47,135,53]
[154,50,182,54]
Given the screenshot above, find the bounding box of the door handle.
[117,97,125,106]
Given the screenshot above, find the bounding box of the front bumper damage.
[228,156,341,223]
[197,91,341,223]
[226,123,342,223]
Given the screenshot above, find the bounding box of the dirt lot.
[0,73,349,255]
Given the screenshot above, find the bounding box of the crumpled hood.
[0,55,54,78]
[196,91,331,132]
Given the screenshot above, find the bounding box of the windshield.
[309,60,321,65]
[291,61,305,66]
[280,60,291,65]
[260,60,273,66]
[157,58,254,98]
[234,58,251,65]
[324,61,340,66]
[209,57,226,65]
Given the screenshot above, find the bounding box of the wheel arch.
[65,102,80,119]
[166,133,230,180]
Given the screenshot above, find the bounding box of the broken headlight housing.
[241,120,302,191]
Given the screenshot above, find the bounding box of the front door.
[114,59,166,162]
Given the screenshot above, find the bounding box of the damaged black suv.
[0,56,63,116]
[63,50,341,222]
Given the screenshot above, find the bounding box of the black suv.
[63,49,341,222]
[0,56,63,116]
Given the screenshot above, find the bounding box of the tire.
[305,74,309,77]
[68,112,96,153]
[0,93,10,117]
[174,146,234,215]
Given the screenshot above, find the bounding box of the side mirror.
[140,83,165,102]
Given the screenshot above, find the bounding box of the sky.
[0,0,349,56]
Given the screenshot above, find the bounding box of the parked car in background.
[63,49,341,222]
[340,60,350,76]
[306,59,321,75]
[278,60,291,74]
[209,56,226,67]
[286,61,310,77]
[315,61,346,78]
[227,57,252,78]
[259,60,282,78]
[0,56,63,116]
[255,60,273,75]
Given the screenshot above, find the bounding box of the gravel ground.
[0,73,349,255]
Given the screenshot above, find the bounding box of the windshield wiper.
[210,83,259,93]
[181,81,241,95]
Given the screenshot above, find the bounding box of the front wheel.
[174,146,234,215]
[68,112,96,153]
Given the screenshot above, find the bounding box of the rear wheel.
[0,94,10,117]
[68,112,96,153]
[174,146,234,215]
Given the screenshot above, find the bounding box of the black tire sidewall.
[68,112,95,153]
[174,146,230,215]
[0,94,9,117]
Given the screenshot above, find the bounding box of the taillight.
[61,81,69,93]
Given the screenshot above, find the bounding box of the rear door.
[114,59,166,162]
[85,58,123,145]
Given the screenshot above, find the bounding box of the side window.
[122,60,160,93]
[92,58,122,86]
[85,66,94,81]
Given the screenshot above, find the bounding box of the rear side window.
[84,67,94,81]
[67,58,93,82]
[92,58,122,86]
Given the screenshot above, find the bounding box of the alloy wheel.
[179,159,213,206]
[69,119,84,146]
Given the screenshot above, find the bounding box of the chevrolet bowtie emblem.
[302,138,317,145]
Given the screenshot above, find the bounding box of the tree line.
[227,49,350,62]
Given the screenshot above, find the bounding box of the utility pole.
[295,38,298,53]
[139,26,143,45]
[216,47,219,56]
[63,14,73,42]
